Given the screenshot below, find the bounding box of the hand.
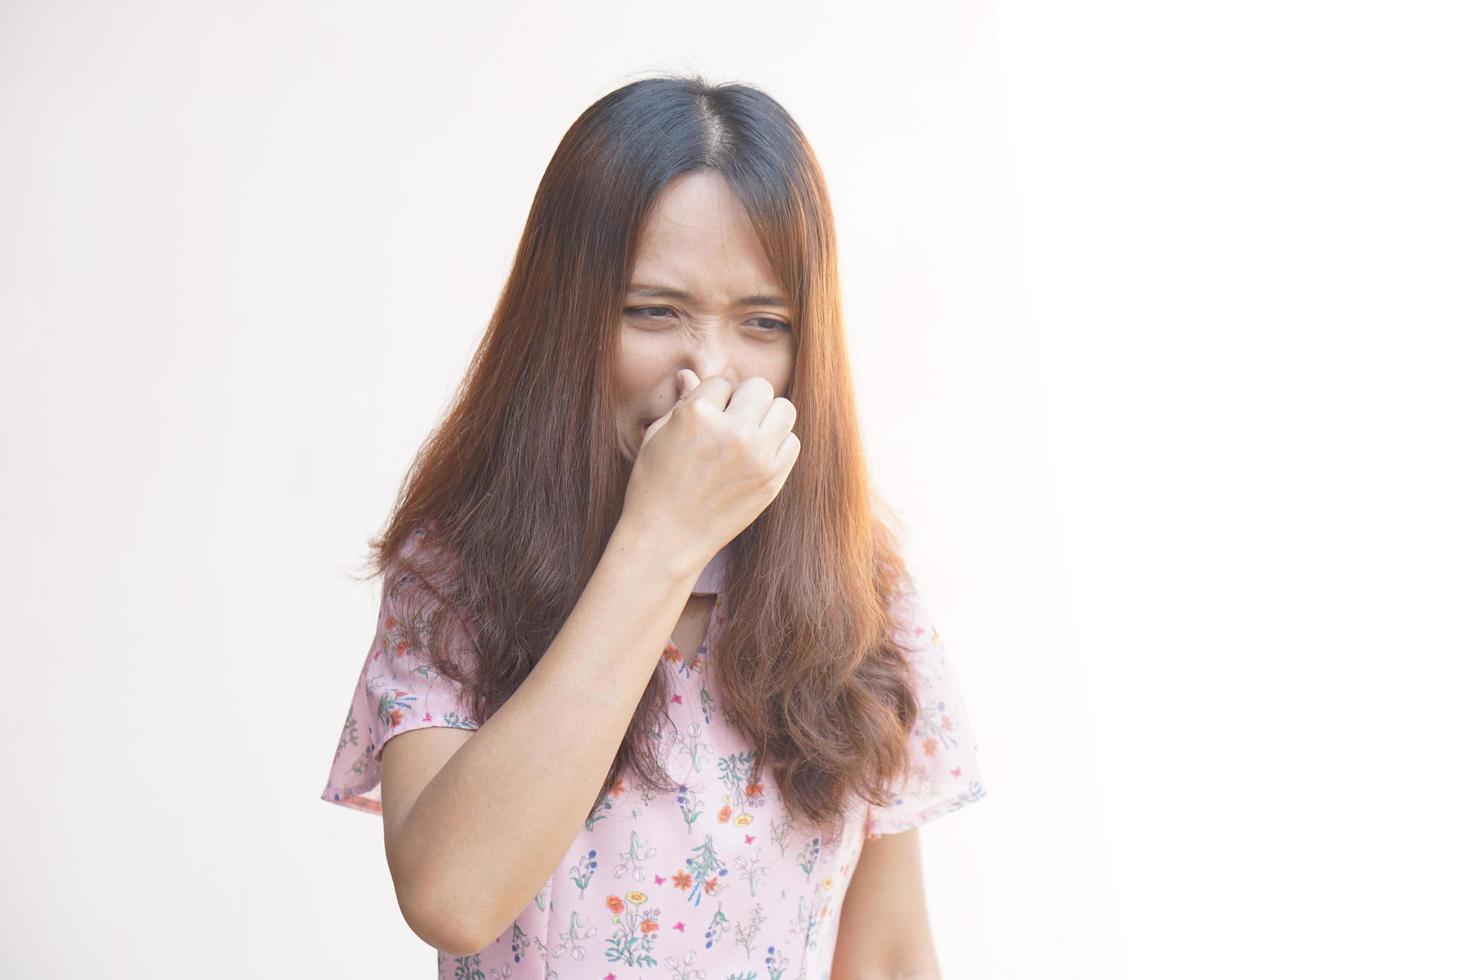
[621,369,800,568]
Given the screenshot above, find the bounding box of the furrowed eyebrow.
[628,283,791,308]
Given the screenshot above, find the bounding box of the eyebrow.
[628,283,791,309]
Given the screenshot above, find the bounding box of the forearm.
[397,517,705,950]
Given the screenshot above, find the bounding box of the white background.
[2,1,1466,977]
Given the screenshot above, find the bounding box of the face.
[615,171,797,463]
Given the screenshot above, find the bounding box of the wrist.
[606,518,708,589]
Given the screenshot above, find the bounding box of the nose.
[682,332,735,386]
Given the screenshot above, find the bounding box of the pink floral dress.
[322,530,987,979]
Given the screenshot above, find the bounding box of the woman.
[321,73,988,978]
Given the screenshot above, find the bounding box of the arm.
[380,516,706,956]
[830,828,945,980]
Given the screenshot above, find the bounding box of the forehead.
[630,173,786,304]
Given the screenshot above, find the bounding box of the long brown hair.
[359,72,925,843]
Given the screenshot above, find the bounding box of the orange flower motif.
[605,895,625,914]
[671,869,693,891]
[718,804,732,823]
[744,781,763,797]
[922,736,939,757]
[703,877,720,895]
[941,715,954,731]
[395,640,409,656]
[385,615,397,629]
[663,644,682,664]
[640,919,660,934]
[388,707,405,728]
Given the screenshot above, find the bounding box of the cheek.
[615,326,669,400]
[745,346,796,398]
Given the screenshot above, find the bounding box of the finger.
[725,375,777,429]
[685,371,734,413]
[772,432,801,485]
[758,396,798,443]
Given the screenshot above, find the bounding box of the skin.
[831,829,944,979]
[617,171,941,977]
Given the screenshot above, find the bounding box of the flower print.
[374,688,417,729]
[446,951,484,978]
[733,905,766,958]
[624,891,647,905]
[765,943,791,979]
[603,898,661,966]
[718,804,732,823]
[585,794,614,831]
[704,906,732,950]
[734,813,754,827]
[734,848,773,896]
[605,895,625,914]
[798,837,821,879]
[671,869,693,892]
[550,909,598,963]
[769,812,794,856]
[923,736,940,756]
[675,784,704,831]
[570,849,599,898]
[683,835,728,906]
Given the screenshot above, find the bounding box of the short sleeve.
[320,528,482,815]
[864,584,989,839]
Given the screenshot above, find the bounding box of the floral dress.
[322,530,988,979]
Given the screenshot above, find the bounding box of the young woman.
[321,73,988,979]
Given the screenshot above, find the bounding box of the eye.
[623,306,791,333]
[625,305,677,320]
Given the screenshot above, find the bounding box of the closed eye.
[624,306,791,332]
